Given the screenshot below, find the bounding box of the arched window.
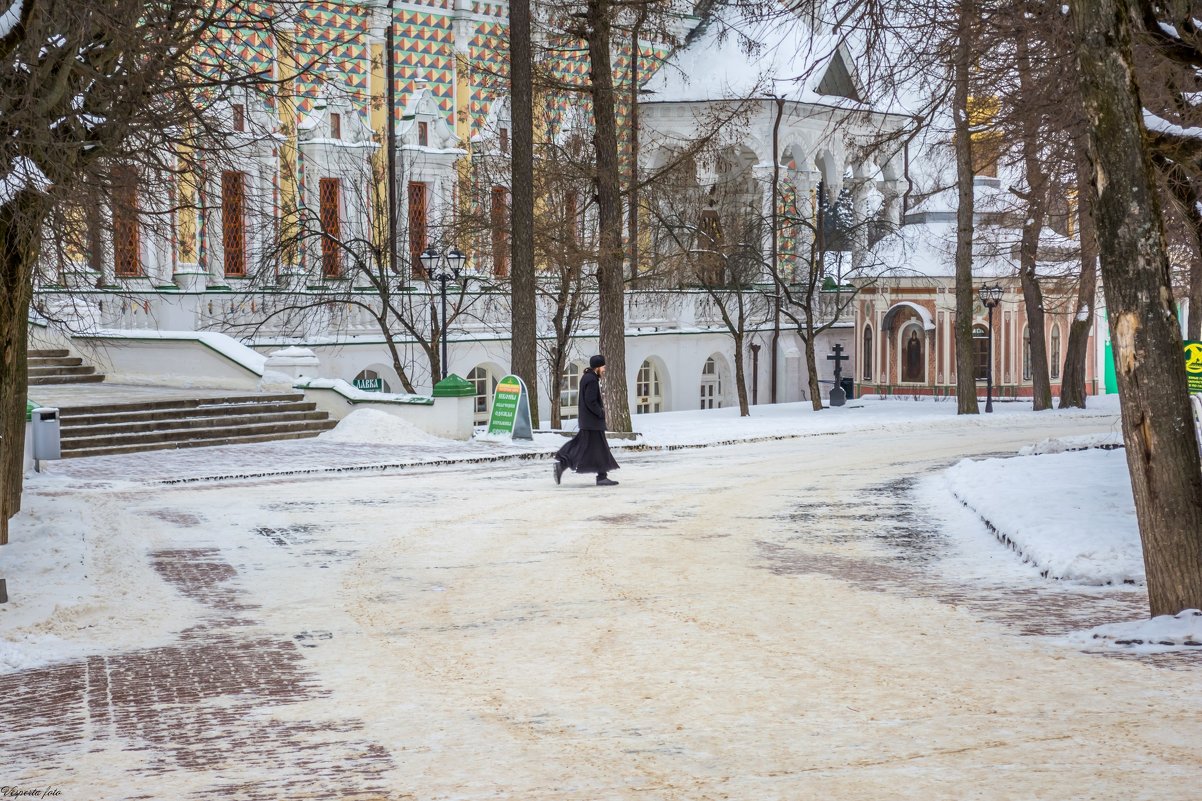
[700,357,722,409]
[636,359,663,414]
[352,369,390,393]
[1023,325,1031,381]
[973,325,990,381]
[1050,324,1061,379]
[559,361,584,421]
[468,366,498,425]
[862,324,873,381]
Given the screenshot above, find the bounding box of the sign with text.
[353,377,383,392]
[1186,340,1202,394]
[487,374,533,440]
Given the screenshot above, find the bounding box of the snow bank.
[944,448,1141,584]
[1068,609,1202,653]
[320,408,451,446]
[1018,431,1123,455]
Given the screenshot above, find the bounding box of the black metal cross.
[827,343,849,380]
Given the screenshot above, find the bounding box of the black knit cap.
[589,354,606,369]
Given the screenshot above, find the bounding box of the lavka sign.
[487,375,533,440]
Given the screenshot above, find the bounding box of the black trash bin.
[840,376,855,400]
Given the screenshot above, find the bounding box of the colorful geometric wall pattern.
[197,2,679,148]
[393,11,456,123]
[778,180,801,275]
[294,2,371,119]
[469,21,510,131]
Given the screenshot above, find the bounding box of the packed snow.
[0,491,205,672]
[1018,431,1124,455]
[943,447,1141,584]
[1069,609,1202,653]
[320,408,452,446]
[6,392,1197,679]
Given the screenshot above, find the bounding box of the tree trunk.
[1016,30,1053,411]
[733,331,750,416]
[1,193,48,544]
[1072,0,1202,616]
[1059,148,1099,409]
[509,0,538,426]
[548,342,565,429]
[627,7,646,287]
[953,0,980,415]
[586,0,632,432]
[803,323,822,410]
[1019,256,1052,408]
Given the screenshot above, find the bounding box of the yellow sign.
[1185,340,1202,393]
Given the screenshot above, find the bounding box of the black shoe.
[596,477,619,486]
[553,460,565,485]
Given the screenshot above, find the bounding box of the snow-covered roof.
[640,4,872,109]
[871,218,1078,279]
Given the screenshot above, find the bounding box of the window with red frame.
[408,181,428,277]
[112,166,141,277]
[320,177,341,278]
[221,170,247,277]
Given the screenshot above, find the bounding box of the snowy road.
[7,411,1201,799]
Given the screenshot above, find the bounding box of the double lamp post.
[420,246,466,380]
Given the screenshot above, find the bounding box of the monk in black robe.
[553,354,619,486]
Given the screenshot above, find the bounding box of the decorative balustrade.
[33,285,849,343]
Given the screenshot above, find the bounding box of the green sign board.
[353,377,383,392]
[1186,340,1202,394]
[487,374,533,440]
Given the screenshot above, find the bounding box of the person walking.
[554,354,620,486]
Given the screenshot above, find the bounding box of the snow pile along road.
[319,408,453,446]
[1069,609,1202,652]
[1018,431,1124,455]
[944,447,1141,584]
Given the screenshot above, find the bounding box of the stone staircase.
[55,393,338,458]
[27,348,105,385]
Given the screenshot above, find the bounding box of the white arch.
[882,301,936,332]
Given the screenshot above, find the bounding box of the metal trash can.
[840,376,855,400]
[30,407,61,462]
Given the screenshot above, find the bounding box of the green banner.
[353,377,383,392]
[487,375,533,439]
[1186,340,1202,394]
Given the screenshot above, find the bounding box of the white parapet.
[294,377,474,441]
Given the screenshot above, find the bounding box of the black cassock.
[555,368,619,475]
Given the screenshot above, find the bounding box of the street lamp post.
[978,283,1004,413]
[421,246,467,380]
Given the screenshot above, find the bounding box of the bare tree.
[1,1,315,540]
[648,176,770,416]
[1071,0,1202,615]
[228,148,489,392]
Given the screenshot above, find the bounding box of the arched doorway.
[973,325,990,381]
[636,359,665,414]
[558,361,586,421]
[700,355,725,409]
[899,323,925,383]
[467,364,501,425]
